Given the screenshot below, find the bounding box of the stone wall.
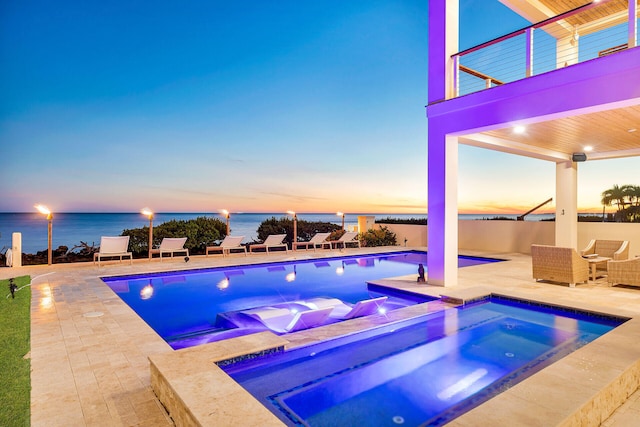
[380,221,640,256]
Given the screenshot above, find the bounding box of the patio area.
[4,247,640,426]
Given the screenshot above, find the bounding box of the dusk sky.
[1,0,637,215]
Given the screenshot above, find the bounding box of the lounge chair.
[151,237,189,261]
[292,232,331,251]
[304,296,388,319]
[249,234,288,254]
[206,236,247,257]
[243,306,333,333]
[607,257,640,287]
[531,244,589,287]
[330,231,361,249]
[93,236,133,267]
[580,239,629,274]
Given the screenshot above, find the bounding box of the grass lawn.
[0,275,31,427]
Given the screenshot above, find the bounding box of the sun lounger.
[304,296,388,319]
[93,236,133,267]
[151,237,189,261]
[206,236,247,257]
[249,234,288,254]
[330,231,361,249]
[293,232,332,251]
[243,306,333,333]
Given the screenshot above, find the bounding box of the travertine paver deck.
[2,247,640,426]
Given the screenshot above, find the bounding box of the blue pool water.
[223,296,626,427]
[103,251,501,349]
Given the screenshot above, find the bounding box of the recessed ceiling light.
[628,128,637,133]
[584,146,593,152]
[513,125,526,134]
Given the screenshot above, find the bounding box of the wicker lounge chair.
[206,236,247,257]
[330,231,361,249]
[151,237,189,261]
[249,234,288,254]
[292,232,332,251]
[607,257,640,287]
[93,236,132,267]
[580,239,629,273]
[531,244,589,287]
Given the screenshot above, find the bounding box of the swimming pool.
[223,296,626,426]
[103,251,501,349]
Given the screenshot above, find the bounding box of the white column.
[555,161,578,248]
[12,232,22,268]
[427,0,460,287]
[427,132,459,287]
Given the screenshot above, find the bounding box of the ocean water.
[0,212,554,255]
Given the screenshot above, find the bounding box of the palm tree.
[601,184,628,211]
[623,185,640,207]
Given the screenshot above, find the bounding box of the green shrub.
[122,216,226,256]
[360,226,397,247]
[256,217,341,245]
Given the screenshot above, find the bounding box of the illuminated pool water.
[103,251,501,349]
[222,296,626,426]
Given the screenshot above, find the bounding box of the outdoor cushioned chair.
[607,257,640,288]
[206,236,247,257]
[330,231,361,249]
[580,239,629,273]
[243,306,333,333]
[93,236,132,267]
[531,244,589,287]
[249,234,288,254]
[303,296,388,320]
[151,237,189,261]
[292,232,332,251]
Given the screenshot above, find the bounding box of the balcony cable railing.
[452,0,638,97]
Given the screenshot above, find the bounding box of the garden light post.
[220,209,230,235]
[287,210,297,250]
[337,212,345,230]
[141,208,154,260]
[35,204,53,265]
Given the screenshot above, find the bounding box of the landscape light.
[141,208,154,260]
[220,209,230,235]
[35,204,53,265]
[287,211,297,250]
[336,212,345,230]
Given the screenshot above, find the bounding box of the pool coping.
[17,247,640,426]
[149,281,640,426]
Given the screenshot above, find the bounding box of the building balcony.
[453,0,638,97]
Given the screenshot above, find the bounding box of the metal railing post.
[452,54,460,97]
[629,0,637,48]
[525,27,534,77]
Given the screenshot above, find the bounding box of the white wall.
[380,221,640,257]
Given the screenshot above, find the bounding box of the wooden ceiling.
[539,0,629,29]
[471,1,640,162]
[470,105,640,161]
